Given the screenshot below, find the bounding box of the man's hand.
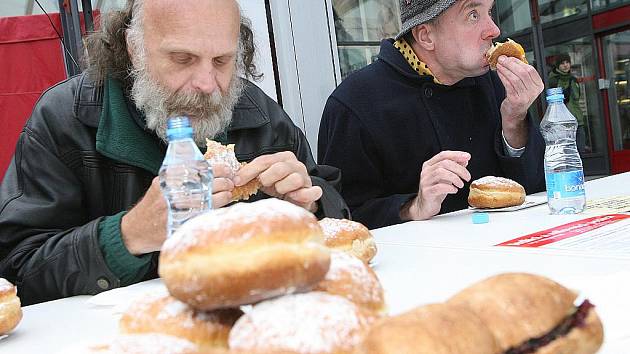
[121,177,167,255]
[400,151,471,221]
[209,163,235,209]
[121,165,236,255]
[496,56,544,148]
[234,151,322,212]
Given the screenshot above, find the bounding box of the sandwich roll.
[355,303,500,354]
[448,273,604,354]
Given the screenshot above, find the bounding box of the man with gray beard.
[0,0,349,305]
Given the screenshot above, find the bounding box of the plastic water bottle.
[159,116,213,237]
[540,87,586,214]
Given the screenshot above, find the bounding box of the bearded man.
[0,0,348,305]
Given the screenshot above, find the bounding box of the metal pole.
[81,0,94,32]
[529,0,547,113]
[25,0,34,15]
[58,0,83,77]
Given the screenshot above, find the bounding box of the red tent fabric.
[0,13,67,179]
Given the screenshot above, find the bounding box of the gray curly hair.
[84,0,261,88]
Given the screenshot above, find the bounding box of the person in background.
[0,0,348,305]
[548,53,587,153]
[318,0,546,229]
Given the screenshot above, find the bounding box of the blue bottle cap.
[472,212,489,224]
[545,87,564,103]
[166,116,193,140]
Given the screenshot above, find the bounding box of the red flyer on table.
[496,214,630,249]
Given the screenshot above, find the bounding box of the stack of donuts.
[78,198,384,353]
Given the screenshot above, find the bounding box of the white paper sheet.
[469,195,547,212]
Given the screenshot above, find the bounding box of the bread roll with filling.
[448,273,604,354]
[159,199,331,310]
[355,303,500,354]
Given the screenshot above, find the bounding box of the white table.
[371,172,630,251]
[3,173,630,353]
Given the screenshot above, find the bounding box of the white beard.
[130,66,244,146]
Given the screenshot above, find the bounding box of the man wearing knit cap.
[318,0,546,228]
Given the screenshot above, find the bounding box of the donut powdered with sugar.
[120,294,243,350]
[314,251,386,314]
[229,292,375,354]
[318,218,377,263]
[159,199,331,311]
[468,176,526,209]
[65,334,201,354]
[0,278,22,335]
[204,139,260,201]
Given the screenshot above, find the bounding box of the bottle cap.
[472,212,489,224]
[166,116,193,140]
[545,87,564,103]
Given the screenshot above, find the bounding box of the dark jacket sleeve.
[0,124,123,305]
[292,119,350,219]
[491,74,546,194]
[318,96,415,229]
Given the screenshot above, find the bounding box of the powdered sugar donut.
[159,199,331,310]
[0,278,22,335]
[119,294,243,350]
[468,176,526,209]
[204,139,260,201]
[66,334,201,354]
[229,292,375,354]
[314,251,385,314]
[318,218,377,263]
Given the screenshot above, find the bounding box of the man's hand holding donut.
[234,151,322,213]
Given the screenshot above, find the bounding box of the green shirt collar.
[96,77,164,175]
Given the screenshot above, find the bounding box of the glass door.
[332,0,401,80]
[603,29,630,173]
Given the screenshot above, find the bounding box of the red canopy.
[0,13,67,178]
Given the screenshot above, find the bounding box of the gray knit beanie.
[395,0,458,39]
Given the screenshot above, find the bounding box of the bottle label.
[545,170,586,199]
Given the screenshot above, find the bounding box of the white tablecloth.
[2,173,630,353]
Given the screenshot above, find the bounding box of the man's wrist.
[400,197,421,221]
[502,130,526,157]
[502,115,528,149]
[120,212,143,255]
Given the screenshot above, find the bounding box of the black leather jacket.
[0,73,349,305]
